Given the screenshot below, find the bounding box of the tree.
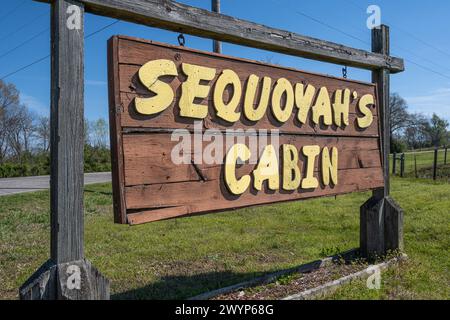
[84,118,91,146]
[35,116,50,152]
[0,80,20,162]
[423,113,449,147]
[390,93,412,136]
[404,113,429,149]
[7,104,35,160]
[91,118,109,148]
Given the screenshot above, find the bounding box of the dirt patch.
[213,260,368,300]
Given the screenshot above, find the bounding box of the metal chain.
[177,34,186,47]
[342,66,348,79]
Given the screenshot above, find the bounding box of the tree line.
[0,80,110,177]
[389,93,449,152]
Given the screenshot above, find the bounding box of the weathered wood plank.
[21,0,111,301]
[50,0,85,263]
[360,25,403,259]
[108,35,385,224]
[108,37,127,224]
[126,167,384,224]
[123,134,382,186]
[118,93,379,137]
[34,0,404,72]
[372,26,390,198]
[115,37,380,137]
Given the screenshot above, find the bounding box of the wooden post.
[19,0,109,300]
[212,0,222,53]
[392,152,397,175]
[361,25,403,258]
[443,146,446,165]
[433,148,438,180]
[414,154,418,178]
[400,153,405,178]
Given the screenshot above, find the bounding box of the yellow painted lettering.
[301,145,320,189]
[271,78,294,123]
[321,147,338,186]
[224,144,251,195]
[135,59,178,115]
[312,87,332,126]
[357,94,374,128]
[244,75,271,122]
[332,89,350,127]
[282,144,301,191]
[179,63,216,119]
[253,145,279,191]
[295,83,316,124]
[214,69,242,123]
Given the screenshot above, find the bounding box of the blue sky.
[1,0,450,122]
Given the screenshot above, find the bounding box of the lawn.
[0,176,448,300]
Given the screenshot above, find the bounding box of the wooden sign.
[108,35,383,225]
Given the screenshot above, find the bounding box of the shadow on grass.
[112,248,361,300]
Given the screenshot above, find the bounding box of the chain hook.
[342,66,348,79]
[177,34,186,47]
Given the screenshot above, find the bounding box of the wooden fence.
[392,147,449,180]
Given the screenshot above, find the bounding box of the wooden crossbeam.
[35,0,404,73]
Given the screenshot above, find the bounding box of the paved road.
[0,172,111,196]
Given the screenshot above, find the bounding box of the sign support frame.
[22,0,404,299]
[360,25,403,258]
[20,0,109,300]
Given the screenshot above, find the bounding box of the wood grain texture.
[108,36,384,224]
[50,0,85,263]
[116,37,380,137]
[34,0,404,72]
[123,134,382,186]
[108,37,127,224]
[361,25,403,259]
[127,167,383,225]
[123,133,384,224]
[372,26,390,198]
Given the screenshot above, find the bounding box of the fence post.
[392,152,397,175]
[361,25,403,258]
[445,146,447,165]
[433,148,438,180]
[414,154,418,178]
[400,153,405,178]
[19,0,109,300]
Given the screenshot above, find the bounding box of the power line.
[86,20,120,38]
[270,0,450,81]
[402,57,450,80]
[392,43,450,74]
[0,55,49,81]
[341,0,450,77]
[344,0,450,59]
[0,28,49,60]
[0,0,27,23]
[0,20,120,81]
[292,9,368,46]
[319,0,450,73]
[0,12,48,42]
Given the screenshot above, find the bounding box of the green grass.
[0,177,449,300]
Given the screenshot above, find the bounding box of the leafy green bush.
[0,146,110,178]
[391,139,407,153]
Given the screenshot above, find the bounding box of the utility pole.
[212,0,222,53]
